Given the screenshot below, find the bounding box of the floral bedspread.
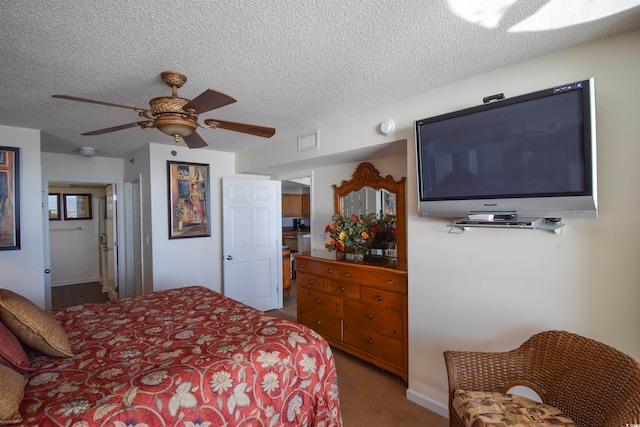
[19,286,342,426]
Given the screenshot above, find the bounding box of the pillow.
[0,363,26,424]
[0,289,74,358]
[0,321,33,372]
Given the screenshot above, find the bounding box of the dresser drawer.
[296,258,339,279]
[326,280,360,299]
[297,289,342,318]
[343,300,403,338]
[297,272,326,292]
[338,266,406,291]
[298,312,342,342]
[343,323,404,368]
[360,287,404,312]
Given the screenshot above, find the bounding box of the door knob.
[44,269,51,274]
[226,255,233,260]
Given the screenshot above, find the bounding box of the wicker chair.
[444,330,640,427]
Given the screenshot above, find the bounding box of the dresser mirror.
[333,162,406,266]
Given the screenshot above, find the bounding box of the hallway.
[51,282,109,310]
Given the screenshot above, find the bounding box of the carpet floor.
[267,309,448,427]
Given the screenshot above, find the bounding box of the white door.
[342,187,378,216]
[133,181,143,296]
[222,178,281,311]
[42,191,53,310]
[342,187,365,215]
[105,184,118,299]
[98,197,108,287]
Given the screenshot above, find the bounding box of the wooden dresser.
[295,254,408,382]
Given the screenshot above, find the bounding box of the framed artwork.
[381,189,396,216]
[0,146,20,250]
[48,193,61,220]
[167,161,210,239]
[63,193,92,220]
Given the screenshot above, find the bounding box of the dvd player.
[453,217,544,229]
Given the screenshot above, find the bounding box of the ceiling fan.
[52,71,276,149]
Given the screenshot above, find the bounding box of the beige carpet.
[267,309,448,426]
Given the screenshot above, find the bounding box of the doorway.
[280,173,312,318]
[45,180,122,308]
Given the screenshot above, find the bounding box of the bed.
[5,286,342,426]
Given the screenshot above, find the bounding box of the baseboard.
[51,277,101,287]
[405,388,449,419]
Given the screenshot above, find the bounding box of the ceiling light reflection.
[447,0,518,28]
[510,0,640,32]
[447,0,640,32]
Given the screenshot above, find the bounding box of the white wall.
[42,145,263,300]
[310,155,407,253]
[42,152,125,182]
[125,143,274,293]
[124,144,153,295]
[126,143,237,293]
[48,186,106,286]
[238,29,640,415]
[405,29,640,415]
[0,126,45,307]
[42,152,126,300]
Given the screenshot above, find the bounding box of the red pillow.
[0,321,33,372]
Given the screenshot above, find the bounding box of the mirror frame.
[333,162,406,266]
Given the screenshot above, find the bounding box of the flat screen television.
[415,78,597,219]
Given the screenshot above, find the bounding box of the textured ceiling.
[2,1,640,169]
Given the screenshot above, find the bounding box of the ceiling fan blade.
[53,94,147,112]
[204,118,276,138]
[82,121,147,135]
[183,131,208,149]
[183,89,237,114]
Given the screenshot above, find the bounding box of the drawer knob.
[299,263,305,268]
[375,296,383,302]
[315,320,322,325]
[366,339,373,345]
[338,286,345,292]
[387,279,394,285]
[344,272,351,277]
[327,269,333,273]
[315,299,322,304]
[366,314,373,320]
[308,279,315,284]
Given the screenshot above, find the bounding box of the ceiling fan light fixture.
[154,113,198,142]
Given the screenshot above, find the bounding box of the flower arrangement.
[369,213,397,249]
[324,213,371,253]
[324,212,396,253]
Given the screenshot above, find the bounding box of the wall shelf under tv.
[447,218,565,234]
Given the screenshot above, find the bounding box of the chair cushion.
[0,289,74,358]
[452,389,576,427]
[0,321,34,372]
